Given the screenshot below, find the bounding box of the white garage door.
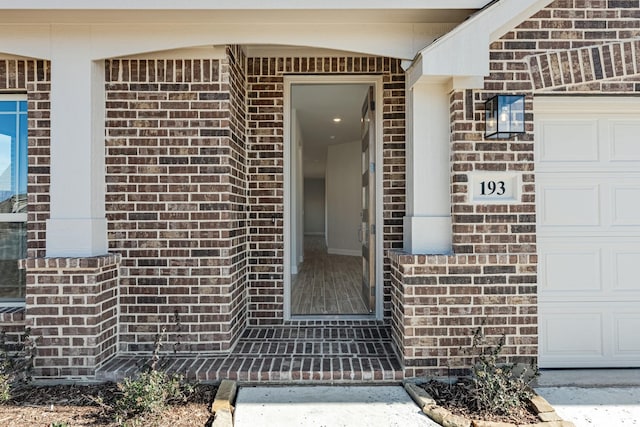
[536,97,640,368]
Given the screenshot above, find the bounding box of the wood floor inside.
[291,236,369,316]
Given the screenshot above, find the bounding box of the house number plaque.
[468,172,520,204]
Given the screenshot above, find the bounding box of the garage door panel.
[540,310,604,358]
[540,249,601,293]
[539,184,600,227]
[610,121,640,161]
[612,186,640,226]
[615,315,640,354]
[540,304,640,367]
[539,119,599,163]
[540,239,640,298]
[538,175,640,233]
[613,250,640,292]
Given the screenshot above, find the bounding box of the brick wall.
[245,56,406,325]
[7,0,639,380]
[0,59,51,259]
[390,252,537,378]
[226,45,249,345]
[21,255,120,379]
[0,307,27,354]
[494,0,640,93]
[105,54,247,353]
[392,0,640,377]
[0,58,49,359]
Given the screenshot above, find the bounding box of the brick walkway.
[96,321,403,384]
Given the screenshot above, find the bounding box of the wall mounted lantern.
[484,94,525,139]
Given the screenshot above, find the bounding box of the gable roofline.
[407,0,554,89]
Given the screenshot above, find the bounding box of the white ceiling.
[292,84,370,179]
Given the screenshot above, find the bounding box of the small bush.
[0,328,36,403]
[114,369,192,423]
[113,321,195,425]
[462,328,538,415]
[422,325,539,423]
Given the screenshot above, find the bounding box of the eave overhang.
[407,0,555,90]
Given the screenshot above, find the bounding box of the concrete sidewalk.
[537,386,640,426]
[233,370,640,427]
[536,369,640,427]
[233,386,438,427]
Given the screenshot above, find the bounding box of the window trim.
[0,93,28,304]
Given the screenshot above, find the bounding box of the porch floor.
[96,322,403,384]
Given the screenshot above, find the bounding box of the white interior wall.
[304,178,325,235]
[290,109,304,274]
[326,140,361,256]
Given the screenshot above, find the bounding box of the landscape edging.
[404,382,576,427]
[211,379,238,427]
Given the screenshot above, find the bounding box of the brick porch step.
[96,322,403,384]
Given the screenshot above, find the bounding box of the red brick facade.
[245,56,406,324]
[104,54,249,353]
[391,0,640,377]
[102,53,405,352]
[1,0,639,380]
[0,59,51,259]
[0,59,50,353]
[21,255,119,378]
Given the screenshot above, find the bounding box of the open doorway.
[286,78,379,318]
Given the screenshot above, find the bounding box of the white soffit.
[0,1,492,25]
[0,0,491,10]
[408,0,554,88]
[0,0,492,60]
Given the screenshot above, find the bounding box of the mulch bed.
[420,379,540,425]
[0,383,218,427]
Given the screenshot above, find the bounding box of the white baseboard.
[327,248,360,257]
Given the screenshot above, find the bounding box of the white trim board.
[327,248,360,257]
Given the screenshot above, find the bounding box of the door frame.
[283,74,384,321]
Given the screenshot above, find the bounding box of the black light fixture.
[484,94,525,139]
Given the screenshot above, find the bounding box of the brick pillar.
[21,254,120,380]
[390,251,537,379]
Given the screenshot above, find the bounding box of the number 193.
[480,180,506,196]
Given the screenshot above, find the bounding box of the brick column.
[390,252,537,378]
[21,254,120,380]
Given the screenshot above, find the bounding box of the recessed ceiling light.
[332,117,342,123]
[329,135,336,139]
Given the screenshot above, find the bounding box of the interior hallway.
[291,235,369,316]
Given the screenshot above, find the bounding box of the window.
[0,95,27,302]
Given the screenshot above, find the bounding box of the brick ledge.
[19,253,121,270]
[0,305,25,322]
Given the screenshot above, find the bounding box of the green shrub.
[114,369,192,423]
[113,324,195,425]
